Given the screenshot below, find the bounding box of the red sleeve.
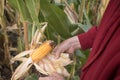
[114,66,120,80]
[78,26,98,50]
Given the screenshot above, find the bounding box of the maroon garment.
[78,0,120,80]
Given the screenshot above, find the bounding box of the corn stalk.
[23,21,29,50]
[0,0,13,72]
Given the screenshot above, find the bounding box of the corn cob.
[31,40,55,62]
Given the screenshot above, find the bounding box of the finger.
[54,50,62,59]
[52,45,58,53]
[67,47,75,54]
[52,45,63,59]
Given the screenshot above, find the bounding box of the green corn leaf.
[76,23,91,32]
[7,0,18,10]
[8,0,32,22]
[40,0,72,40]
[75,50,86,58]
[83,9,92,27]
[34,0,40,17]
[25,0,39,23]
[17,0,32,22]
[45,23,59,41]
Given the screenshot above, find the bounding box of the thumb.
[52,46,62,59]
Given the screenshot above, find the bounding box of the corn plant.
[0,0,109,80]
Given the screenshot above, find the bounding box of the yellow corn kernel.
[31,40,54,62]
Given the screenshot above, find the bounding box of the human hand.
[39,73,65,80]
[53,36,81,59]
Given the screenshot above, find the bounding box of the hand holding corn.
[53,36,81,59]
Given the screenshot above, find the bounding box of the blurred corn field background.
[0,0,109,80]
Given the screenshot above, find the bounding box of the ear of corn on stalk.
[31,40,54,62]
[11,40,72,80]
[11,24,72,80]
